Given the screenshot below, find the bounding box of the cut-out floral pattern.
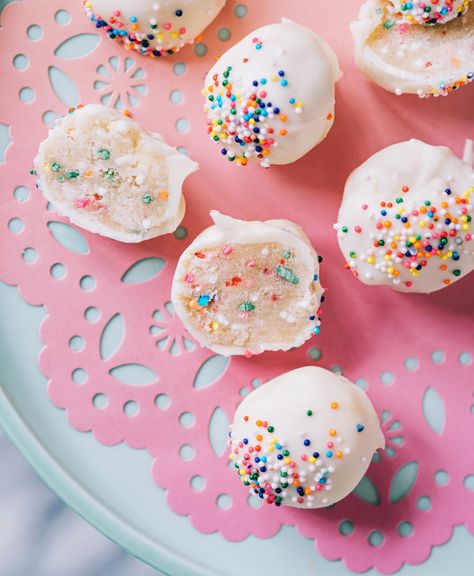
[150,302,197,355]
[94,56,147,109]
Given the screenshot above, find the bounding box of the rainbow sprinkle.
[83,1,189,57]
[229,409,361,507]
[337,185,473,289]
[203,40,304,167]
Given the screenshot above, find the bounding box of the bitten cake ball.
[171,212,324,356]
[351,0,474,96]
[34,104,198,242]
[336,139,474,293]
[203,19,341,167]
[84,0,226,57]
[229,366,384,508]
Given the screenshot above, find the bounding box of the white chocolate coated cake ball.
[336,139,474,293]
[229,366,384,508]
[171,212,324,356]
[203,19,341,167]
[84,0,226,56]
[351,0,474,96]
[34,104,198,242]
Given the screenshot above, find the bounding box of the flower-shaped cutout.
[150,301,197,355]
[94,56,147,109]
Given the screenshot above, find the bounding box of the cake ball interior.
[174,242,321,352]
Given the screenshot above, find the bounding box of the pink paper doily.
[1,1,473,573]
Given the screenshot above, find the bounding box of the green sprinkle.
[66,171,80,179]
[396,197,403,204]
[283,250,292,259]
[103,168,116,180]
[276,265,299,284]
[349,251,356,258]
[208,95,214,101]
[142,194,153,204]
[50,162,61,172]
[280,471,288,477]
[282,450,290,457]
[267,425,274,433]
[306,409,313,416]
[29,168,37,175]
[56,175,65,182]
[239,301,255,312]
[341,226,348,233]
[97,148,111,160]
[453,269,461,277]
[383,19,395,29]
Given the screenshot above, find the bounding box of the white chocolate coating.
[351,0,474,97]
[34,104,198,243]
[391,0,470,26]
[171,212,323,356]
[203,19,341,167]
[84,0,226,56]
[336,139,474,293]
[229,366,385,509]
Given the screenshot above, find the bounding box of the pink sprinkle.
[327,442,333,448]
[376,223,383,230]
[355,226,362,233]
[362,204,368,210]
[113,9,121,16]
[244,350,252,358]
[223,245,233,255]
[184,273,194,283]
[405,281,413,288]
[179,27,186,34]
[465,234,472,241]
[163,22,172,30]
[74,198,90,209]
[246,260,256,267]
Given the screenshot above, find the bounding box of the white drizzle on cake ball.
[34,104,198,242]
[335,139,474,293]
[203,19,341,167]
[351,0,474,96]
[171,212,324,356]
[229,366,385,508]
[84,0,226,57]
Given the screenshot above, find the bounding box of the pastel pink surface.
[0,0,473,573]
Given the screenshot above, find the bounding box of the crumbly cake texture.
[391,0,470,26]
[336,139,474,293]
[203,19,341,167]
[34,104,198,243]
[229,366,385,509]
[83,0,226,57]
[171,212,324,356]
[351,0,474,96]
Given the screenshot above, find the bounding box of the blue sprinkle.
[357,424,365,432]
[198,295,211,307]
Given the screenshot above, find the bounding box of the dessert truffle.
[171,212,323,355]
[203,19,341,167]
[336,139,474,292]
[34,104,198,242]
[229,366,384,508]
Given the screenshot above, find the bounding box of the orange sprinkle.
[326,113,333,120]
[331,402,339,409]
